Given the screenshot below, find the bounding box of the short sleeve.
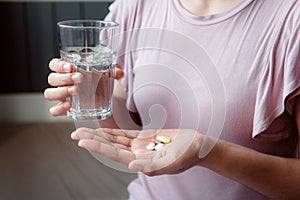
[252,6,300,138]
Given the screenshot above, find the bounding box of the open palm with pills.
[71,128,203,176]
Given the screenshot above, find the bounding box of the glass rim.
[57,20,119,29]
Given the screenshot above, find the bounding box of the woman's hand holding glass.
[44,58,124,116]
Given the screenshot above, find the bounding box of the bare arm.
[199,95,300,199]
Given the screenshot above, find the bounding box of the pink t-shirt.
[105,0,300,199]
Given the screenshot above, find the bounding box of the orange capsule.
[156,135,171,144]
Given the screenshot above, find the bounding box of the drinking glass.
[57,20,119,120]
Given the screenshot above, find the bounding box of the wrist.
[197,135,224,170]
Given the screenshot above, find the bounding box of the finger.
[114,143,131,151]
[99,131,132,147]
[97,129,157,151]
[71,127,97,141]
[78,139,135,165]
[103,128,157,139]
[100,128,140,139]
[44,86,79,101]
[75,128,132,147]
[71,128,108,142]
[48,72,83,87]
[71,130,131,150]
[49,101,72,116]
[49,58,73,73]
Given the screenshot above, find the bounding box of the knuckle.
[64,87,72,97]
[64,74,73,84]
[58,60,67,71]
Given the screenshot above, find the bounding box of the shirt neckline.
[171,0,255,25]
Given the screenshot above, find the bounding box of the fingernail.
[71,74,81,83]
[68,86,75,95]
[78,140,85,147]
[49,107,55,115]
[70,131,77,139]
[63,101,71,109]
[63,64,71,72]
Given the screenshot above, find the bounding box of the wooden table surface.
[0,122,137,200]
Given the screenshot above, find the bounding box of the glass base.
[67,108,112,120]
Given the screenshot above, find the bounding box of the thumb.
[129,159,168,176]
[128,159,150,172]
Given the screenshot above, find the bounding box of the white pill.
[146,142,155,150]
[154,143,165,151]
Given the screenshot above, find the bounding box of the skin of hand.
[44,58,124,116]
[71,128,204,176]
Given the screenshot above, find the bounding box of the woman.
[44,0,300,199]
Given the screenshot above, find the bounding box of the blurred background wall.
[0,2,137,200]
[0,0,114,122]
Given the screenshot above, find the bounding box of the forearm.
[199,139,300,199]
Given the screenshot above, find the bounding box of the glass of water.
[57,20,119,120]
